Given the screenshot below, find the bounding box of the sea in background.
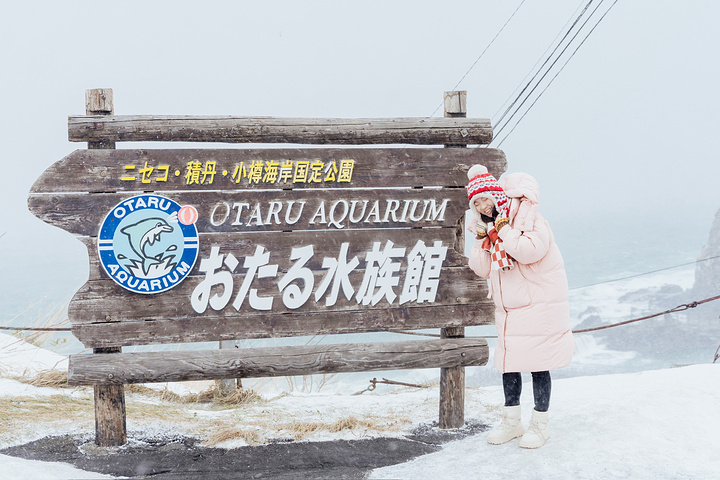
[1,200,717,389]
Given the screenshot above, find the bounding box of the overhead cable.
[430,0,527,117]
[494,0,620,147]
[495,0,620,147]
[493,0,606,142]
[570,253,720,290]
[491,0,593,127]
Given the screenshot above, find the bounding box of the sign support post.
[439,90,467,430]
[86,88,127,447]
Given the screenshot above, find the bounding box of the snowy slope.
[0,332,68,376]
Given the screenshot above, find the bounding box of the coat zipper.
[496,271,509,372]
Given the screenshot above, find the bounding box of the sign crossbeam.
[68,115,494,145]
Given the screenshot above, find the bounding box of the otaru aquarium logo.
[98,194,199,294]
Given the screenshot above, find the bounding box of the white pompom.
[467,164,488,180]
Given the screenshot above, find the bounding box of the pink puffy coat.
[468,172,574,373]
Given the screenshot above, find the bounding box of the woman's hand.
[467,216,488,239]
[475,220,488,239]
[495,211,509,232]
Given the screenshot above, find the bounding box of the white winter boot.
[519,409,549,449]
[487,405,525,445]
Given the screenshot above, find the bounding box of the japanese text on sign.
[190,240,448,313]
[121,159,355,185]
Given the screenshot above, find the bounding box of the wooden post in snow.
[439,90,467,429]
[87,88,126,447]
[218,340,240,394]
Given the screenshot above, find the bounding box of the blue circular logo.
[98,194,199,294]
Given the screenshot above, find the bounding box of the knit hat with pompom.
[466,164,509,216]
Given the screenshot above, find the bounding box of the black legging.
[502,371,551,412]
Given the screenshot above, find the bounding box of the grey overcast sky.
[1,1,719,311]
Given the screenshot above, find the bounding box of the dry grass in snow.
[1,368,442,449]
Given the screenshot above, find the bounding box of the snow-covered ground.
[3,455,116,480]
[2,331,719,479]
[372,364,720,479]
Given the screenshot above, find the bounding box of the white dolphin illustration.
[120,217,175,276]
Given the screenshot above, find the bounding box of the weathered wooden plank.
[68,338,489,385]
[29,148,506,193]
[70,302,494,348]
[28,189,467,236]
[77,228,468,281]
[68,266,485,324]
[68,116,494,145]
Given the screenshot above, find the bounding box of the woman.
[466,164,574,449]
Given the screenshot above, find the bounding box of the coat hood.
[499,172,540,204]
[499,172,540,232]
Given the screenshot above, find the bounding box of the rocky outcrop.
[694,207,720,298]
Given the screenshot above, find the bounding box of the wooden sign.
[28,89,505,446]
[30,147,505,348]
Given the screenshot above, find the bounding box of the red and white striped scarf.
[482,225,513,271]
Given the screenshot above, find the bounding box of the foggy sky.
[2,1,719,311]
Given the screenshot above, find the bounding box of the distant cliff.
[584,208,720,365]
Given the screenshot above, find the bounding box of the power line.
[491,0,590,124]
[491,0,590,123]
[430,0,527,117]
[492,0,595,129]
[492,0,616,146]
[492,0,605,142]
[495,0,620,147]
[570,253,720,291]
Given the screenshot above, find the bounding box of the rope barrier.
[3,295,718,338]
[572,294,720,333]
[352,377,428,395]
[389,293,720,338]
[0,325,72,332]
